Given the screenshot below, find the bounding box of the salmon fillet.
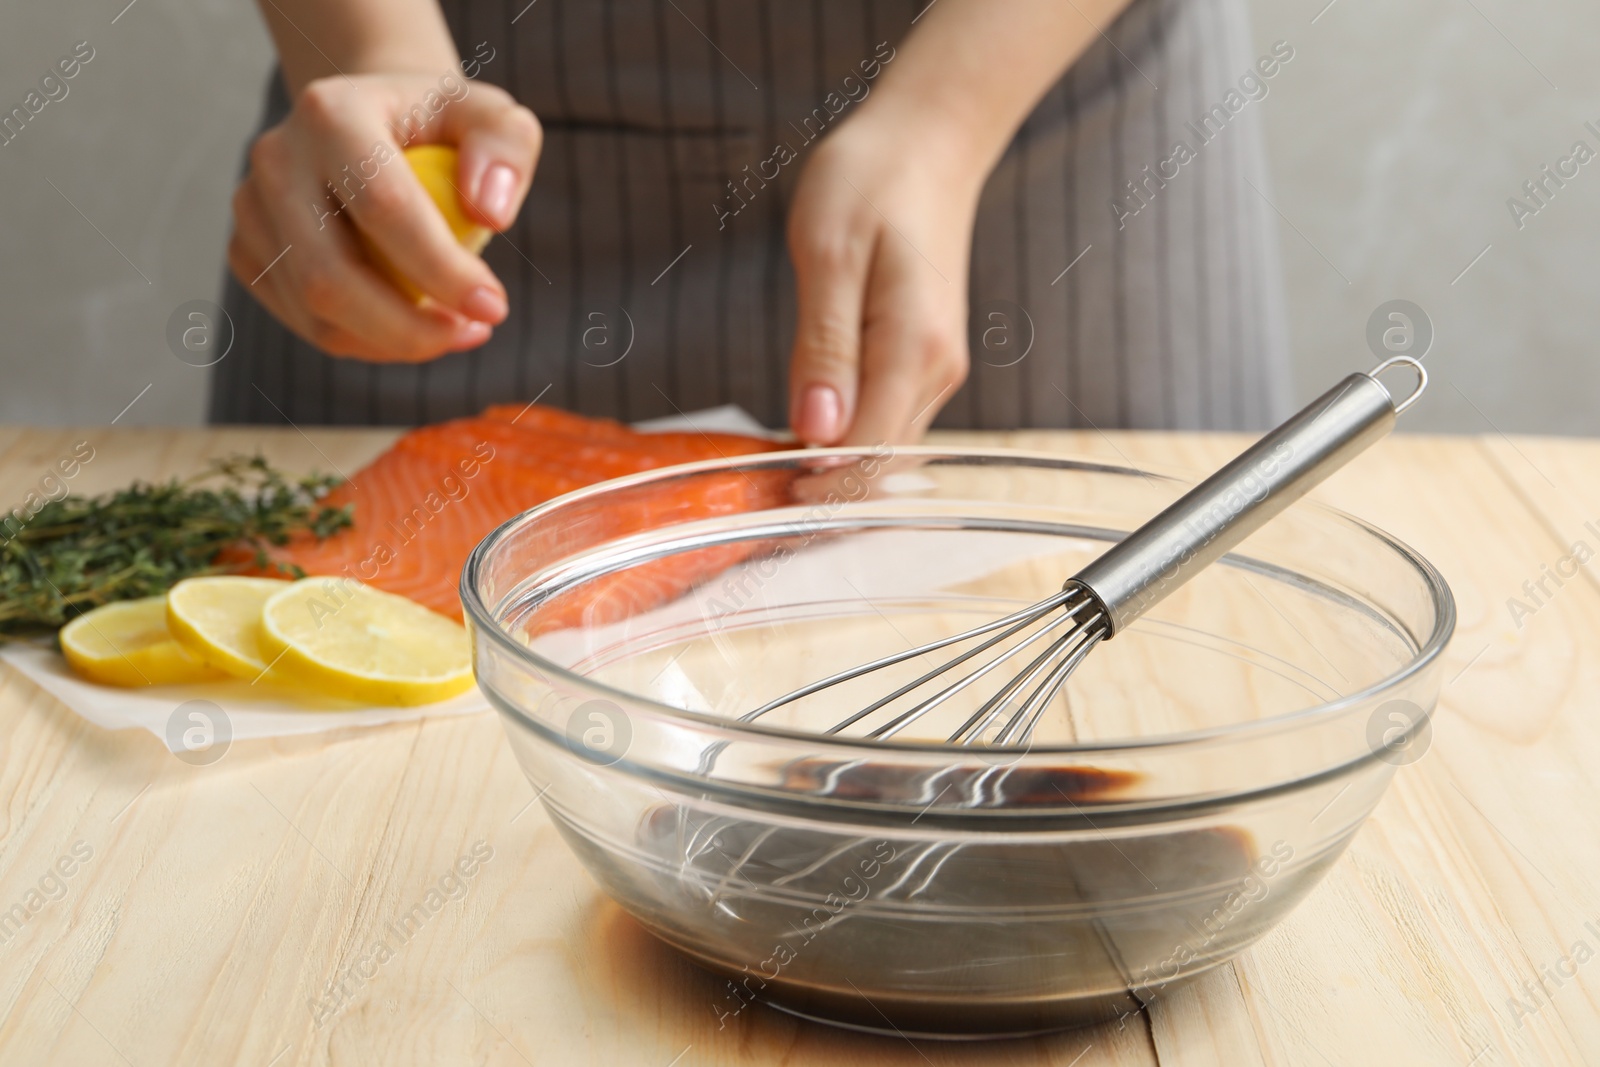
[231,406,790,623]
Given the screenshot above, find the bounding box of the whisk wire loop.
[866,591,1097,741]
[740,587,1079,725]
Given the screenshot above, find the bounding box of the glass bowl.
[462,448,1455,1039]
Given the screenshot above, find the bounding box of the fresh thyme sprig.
[0,455,352,637]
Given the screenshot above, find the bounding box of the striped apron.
[211,0,1292,431]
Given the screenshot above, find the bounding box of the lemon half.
[258,577,474,706]
[61,597,227,687]
[361,144,493,302]
[166,576,292,680]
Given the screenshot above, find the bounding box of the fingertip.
[449,320,493,353]
[461,284,508,324]
[477,164,518,230]
[795,383,844,445]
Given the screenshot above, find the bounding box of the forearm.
[255,0,459,95]
[859,0,1137,174]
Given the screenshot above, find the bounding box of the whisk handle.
[1070,356,1427,637]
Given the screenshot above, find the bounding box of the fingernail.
[799,384,843,443]
[479,164,518,227]
[452,321,492,352]
[462,285,507,324]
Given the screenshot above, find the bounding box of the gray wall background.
[0,0,1593,432]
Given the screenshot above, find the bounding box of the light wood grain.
[0,427,1595,1066]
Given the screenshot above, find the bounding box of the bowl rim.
[461,445,1457,755]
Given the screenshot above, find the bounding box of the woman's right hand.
[228,72,541,363]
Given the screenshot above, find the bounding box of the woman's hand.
[228,72,541,363]
[785,0,1131,444]
[786,114,985,446]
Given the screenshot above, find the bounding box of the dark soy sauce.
[549,761,1328,1036]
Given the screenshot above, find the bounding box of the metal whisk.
[743,356,1428,747]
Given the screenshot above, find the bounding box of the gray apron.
[211,0,1292,431]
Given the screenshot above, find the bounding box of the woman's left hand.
[785,113,986,446]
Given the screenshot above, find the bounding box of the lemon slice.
[361,144,493,302]
[258,578,474,705]
[60,597,227,687]
[167,576,292,679]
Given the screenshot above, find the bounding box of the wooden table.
[0,425,1596,1066]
